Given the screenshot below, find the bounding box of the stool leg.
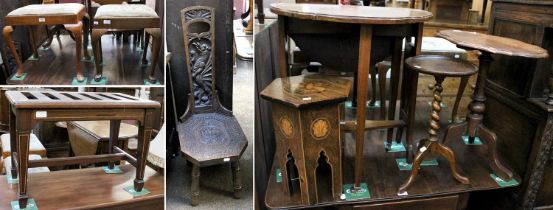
[134,117,153,192]
[369,66,377,107]
[191,164,200,206]
[65,22,85,82]
[3,26,25,78]
[82,14,91,60]
[8,105,17,179]
[146,28,161,83]
[378,64,387,119]
[142,33,150,65]
[16,111,32,209]
[231,161,242,199]
[28,27,39,59]
[91,29,107,81]
[451,76,469,123]
[108,120,121,169]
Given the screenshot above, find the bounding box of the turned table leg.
[3,26,25,78]
[66,22,85,82]
[108,120,121,169]
[191,164,200,206]
[231,161,242,199]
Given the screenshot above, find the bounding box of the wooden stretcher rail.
[28,153,126,168]
[114,146,137,167]
[340,120,405,131]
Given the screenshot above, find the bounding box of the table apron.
[286,18,420,37]
[14,108,146,122]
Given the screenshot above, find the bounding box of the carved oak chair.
[177,6,248,206]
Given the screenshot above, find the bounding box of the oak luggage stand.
[2,3,91,83]
[5,90,160,209]
[91,3,161,85]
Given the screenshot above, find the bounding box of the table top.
[406,55,478,77]
[260,74,352,108]
[6,91,160,109]
[437,30,548,58]
[70,121,139,140]
[270,3,432,24]
[0,165,163,209]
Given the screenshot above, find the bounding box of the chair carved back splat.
[181,6,229,120]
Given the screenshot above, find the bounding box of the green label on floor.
[490,173,518,187]
[102,166,123,174]
[342,183,370,201]
[10,73,27,81]
[11,199,38,210]
[396,158,438,171]
[123,186,151,197]
[386,141,406,153]
[275,168,282,183]
[462,136,483,145]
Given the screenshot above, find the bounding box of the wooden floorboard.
[6,34,164,85]
[0,164,164,210]
[265,100,520,209]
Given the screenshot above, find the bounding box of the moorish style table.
[6,90,160,209]
[270,3,432,192]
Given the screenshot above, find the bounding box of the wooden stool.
[91,3,161,83]
[178,6,247,206]
[2,3,91,82]
[6,91,159,208]
[398,55,476,193]
[261,74,351,204]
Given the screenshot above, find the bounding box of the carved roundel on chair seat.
[179,112,248,162]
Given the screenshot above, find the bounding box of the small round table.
[271,2,432,192]
[437,30,548,181]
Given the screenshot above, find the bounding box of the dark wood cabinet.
[471,1,553,209]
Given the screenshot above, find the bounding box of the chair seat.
[405,55,477,77]
[3,155,50,176]
[178,112,247,165]
[7,3,84,17]
[1,133,47,159]
[95,4,158,19]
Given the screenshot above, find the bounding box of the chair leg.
[28,26,39,59]
[82,14,91,61]
[65,22,85,82]
[142,32,150,65]
[231,161,242,199]
[369,67,377,106]
[91,29,107,81]
[146,28,161,83]
[191,164,200,206]
[451,76,469,123]
[3,26,25,78]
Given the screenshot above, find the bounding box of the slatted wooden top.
[270,3,432,24]
[6,91,160,109]
[260,74,352,108]
[437,30,549,58]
